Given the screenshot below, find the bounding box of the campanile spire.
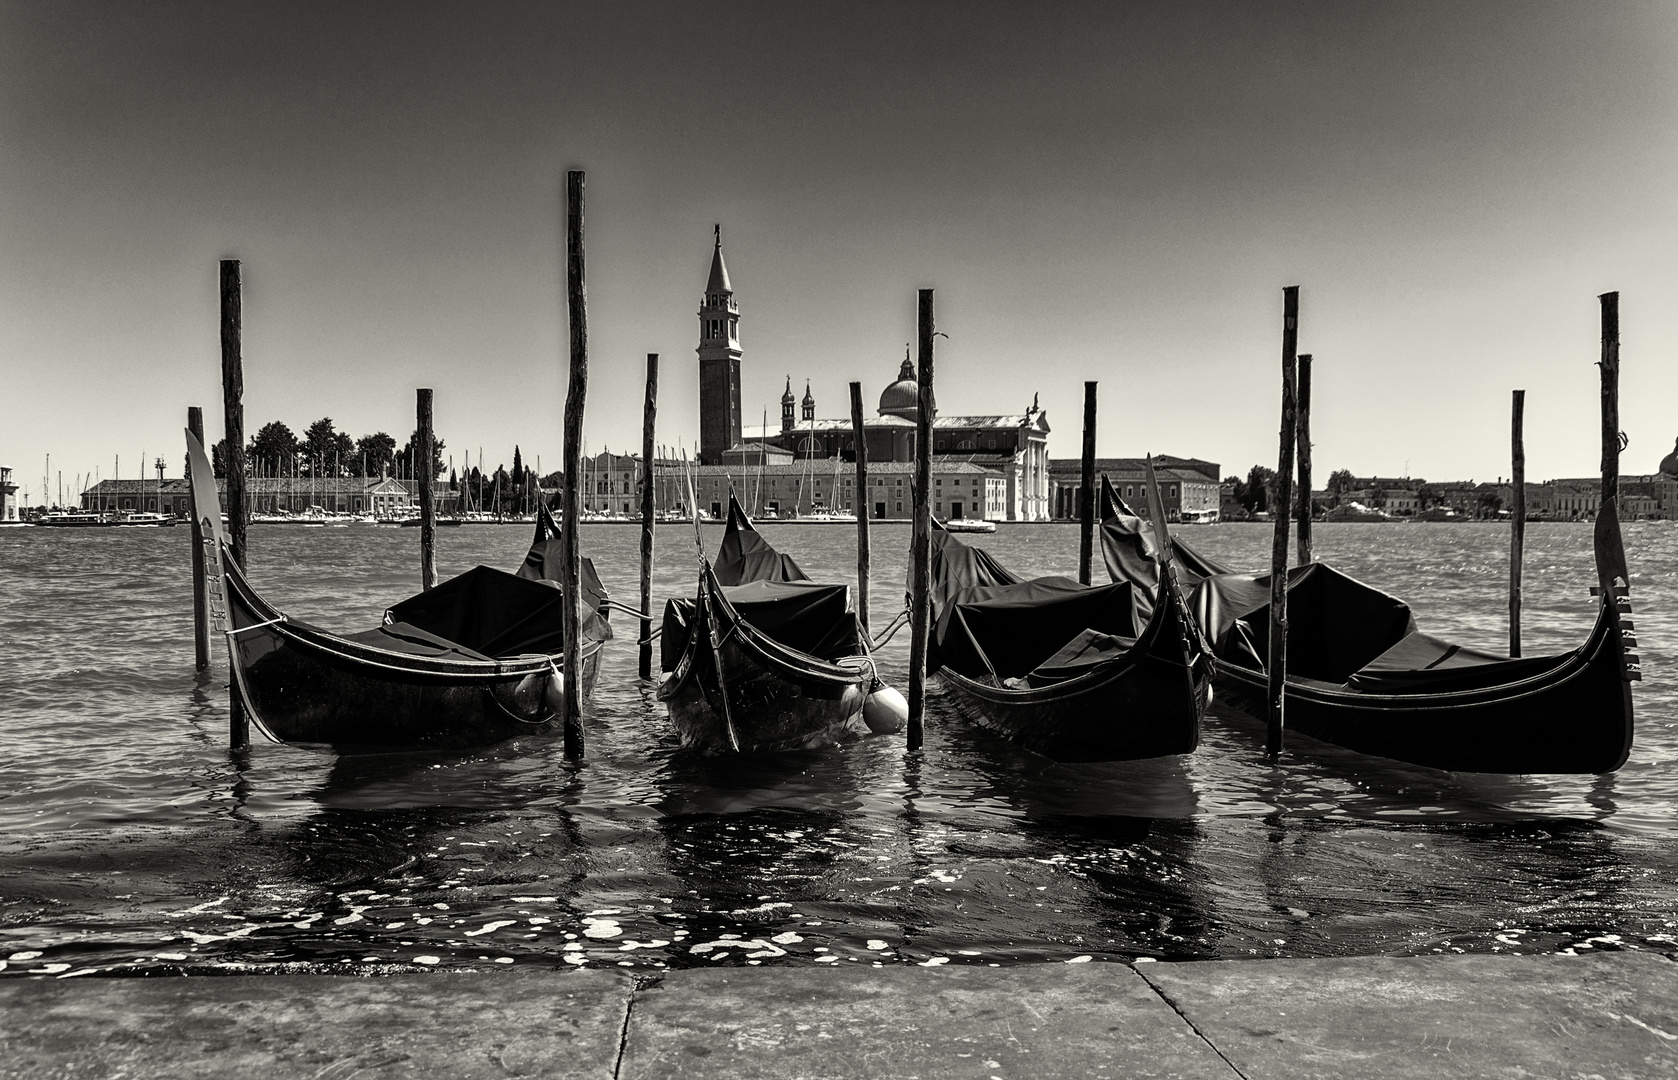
[696,226,742,465]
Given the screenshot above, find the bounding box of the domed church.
[695,229,1051,521]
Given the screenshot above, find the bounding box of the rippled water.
[2,521,1675,978]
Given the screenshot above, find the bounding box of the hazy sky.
[4,1,1676,500]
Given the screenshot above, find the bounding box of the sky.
[4,1,1676,502]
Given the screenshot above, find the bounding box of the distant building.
[689,228,1052,520]
[0,467,17,522]
[80,477,456,516]
[1045,456,1221,522]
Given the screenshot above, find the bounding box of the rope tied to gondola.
[870,606,911,649]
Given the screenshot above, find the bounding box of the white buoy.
[863,681,908,734]
[542,670,567,718]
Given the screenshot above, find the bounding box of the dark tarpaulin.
[1345,632,1566,694]
[1024,628,1141,685]
[340,621,493,662]
[1099,475,1231,590]
[928,527,1022,614]
[660,580,858,669]
[382,564,609,660]
[1191,562,1416,684]
[715,496,808,586]
[517,505,610,618]
[931,576,1138,681]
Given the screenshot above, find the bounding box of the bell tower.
[696,225,742,465]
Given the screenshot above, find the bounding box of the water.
[2,521,1676,979]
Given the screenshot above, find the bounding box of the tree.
[356,432,396,478]
[1242,465,1276,514]
[301,418,354,476]
[1325,469,1356,506]
[398,428,447,481]
[511,446,525,514]
[249,422,299,476]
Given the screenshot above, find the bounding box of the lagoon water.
[2,520,1676,978]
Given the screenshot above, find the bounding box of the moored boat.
[188,430,610,753]
[927,467,1208,762]
[657,496,882,754]
[942,517,996,533]
[1099,485,1637,773]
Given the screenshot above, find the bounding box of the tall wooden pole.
[560,171,589,759]
[850,382,871,638]
[1266,286,1300,757]
[1509,389,1526,657]
[219,259,249,748]
[1596,292,1630,598]
[188,406,211,672]
[639,354,658,680]
[907,290,935,751]
[1296,354,1313,565]
[417,388,437,590]
[1078,381,1097,585]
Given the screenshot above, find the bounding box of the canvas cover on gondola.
[1099,476,1230,590]
[661,579,858,670]
[930,576,1138,684]
[379,564,609,660]
[1191,563,1417,683]
[928,527,1022,613]
[517,506,611,619]
[714,497,808,586]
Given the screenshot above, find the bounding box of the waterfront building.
[687,228,1051,520]
[80,477,456,517]
[1046,456,1221,522]
[1,467,17,522]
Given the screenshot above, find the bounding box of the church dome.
[879,356,920,418]
[781,376,795,405]
[801,381,815,407]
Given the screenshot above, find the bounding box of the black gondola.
[189,431,611,753]
[657,496,876,754]
[1098,477,1637,774]
[927,472,1208,763]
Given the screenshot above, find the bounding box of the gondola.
[927,468,1207,762]
[657,495,881,754]
[187,431,610,753]
[1098,477,1637,774]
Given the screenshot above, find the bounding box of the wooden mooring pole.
[850,381,871,639]
[188,405,210,672]
[906,289,935,751]
[1266,285,1300,758]
[220,259,249,748]
[639,354,658,680]
[1296,354,1313,565]
[560,170,589,759]
[1510,389,1526,657]
[1078,381,1097,585]
[417,388,437,590]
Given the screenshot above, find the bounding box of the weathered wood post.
[220,259,249,748]
[907,289,935,751]
[188,406,211,671]
[560,170,589,759]
[639,354,658,680]
[1266,286,1300,757]
[1510,389,1526,656]
[417,388,437,590]
[850,381,871,638]
[1296,353,1313,564]
[1078,381,1097,585]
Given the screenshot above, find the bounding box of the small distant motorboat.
[188,431,611,753]
[658,495,887,754]
[927,467,1208,762]
[942,517,996,534]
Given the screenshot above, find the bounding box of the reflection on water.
[1,522,1676,978]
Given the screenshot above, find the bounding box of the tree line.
[202,417,555,515]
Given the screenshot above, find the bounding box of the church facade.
[694,229,1051,521]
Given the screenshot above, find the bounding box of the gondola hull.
[223,560,602,753]
[1209,599,1633,774]
[658,579,868,755]
[937,660,1208,763]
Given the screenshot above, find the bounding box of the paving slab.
[0,969,634,1080]
[1142,951,1678,1080]
[618,963,1237,1080]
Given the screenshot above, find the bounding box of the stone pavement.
[2,951,1676,1078]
